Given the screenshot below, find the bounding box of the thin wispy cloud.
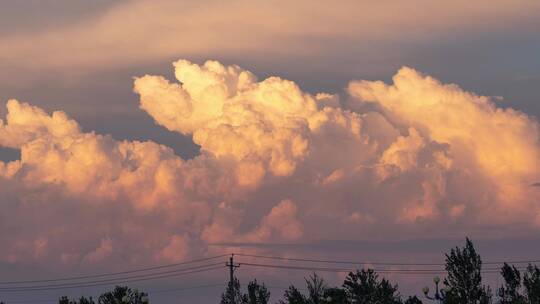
[1,0,539,75]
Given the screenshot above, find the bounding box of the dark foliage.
[343,269,401,304]
[279,285,308,304]
[246,279,271,304]
[498,263,526,304]
[221,277,246,304]
[278,269,404,304]
[404,295,423,304]
[220,277,270,304]
[306,273,328,304]
[59,296,70,304]
[323,287,347,304]
[97,286,148,304]
[443,238,491,304]
[78,297,96,304]
[524,265,540,303]
[58,296,95,304]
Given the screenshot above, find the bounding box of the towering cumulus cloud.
[0,60,539,267]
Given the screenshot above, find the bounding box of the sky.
[0,0,540,303]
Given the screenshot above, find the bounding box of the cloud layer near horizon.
[0,60,539,267]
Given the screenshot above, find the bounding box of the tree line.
[1,286,149,304]
[1,238,540,304]
[220,239,540,304]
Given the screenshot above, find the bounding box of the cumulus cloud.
[157,234,191,263]
[349,67,540,217]
[134,59,318,186]
[242,199,303,243]
[0,59,539,269]
[84,238,113,264]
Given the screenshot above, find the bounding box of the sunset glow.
[1,1,540,303]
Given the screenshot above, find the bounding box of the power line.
[234,253,540,266]
[148,283,225,295]
[238,262,527,275]
[2,252,539,296]
[0,262,223,291]
[239,262,427,273]
[0,254,228,285]
[235,253,445,266]
[0,265,224,292]
[0,262,222,291]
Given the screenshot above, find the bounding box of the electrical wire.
[234,252,540,266]
[0,254,228,285]
[0,262,224,291]
[0,283,226,302]
[148,283,225,295]
[238,262,528,275]
[0,265,224,292]
[2,252,539,298]
[234,253,445,266]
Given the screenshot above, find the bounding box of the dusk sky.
[1,1,540,303]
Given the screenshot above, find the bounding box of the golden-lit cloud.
[349,67,540,216]
[0,59,539,266]
[134,59,318,186]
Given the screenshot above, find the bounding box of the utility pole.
[226,254,240,304]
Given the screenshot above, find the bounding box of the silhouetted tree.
[97,286,148,304]
[278,285,308,304]
[343,269,401,304]
[443,238,491,304]
[276,270,423,304]
[246,279,270,304]
[278,274,342,304]
[59,296,70,304]
[306,273,327,304]
[78,297,96,304]
[59,296,95,304]
[323,287,347,304]
[524,264,540,303]
[498,263,526,304]
[404,295,423,304]
[221,277,247,304]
